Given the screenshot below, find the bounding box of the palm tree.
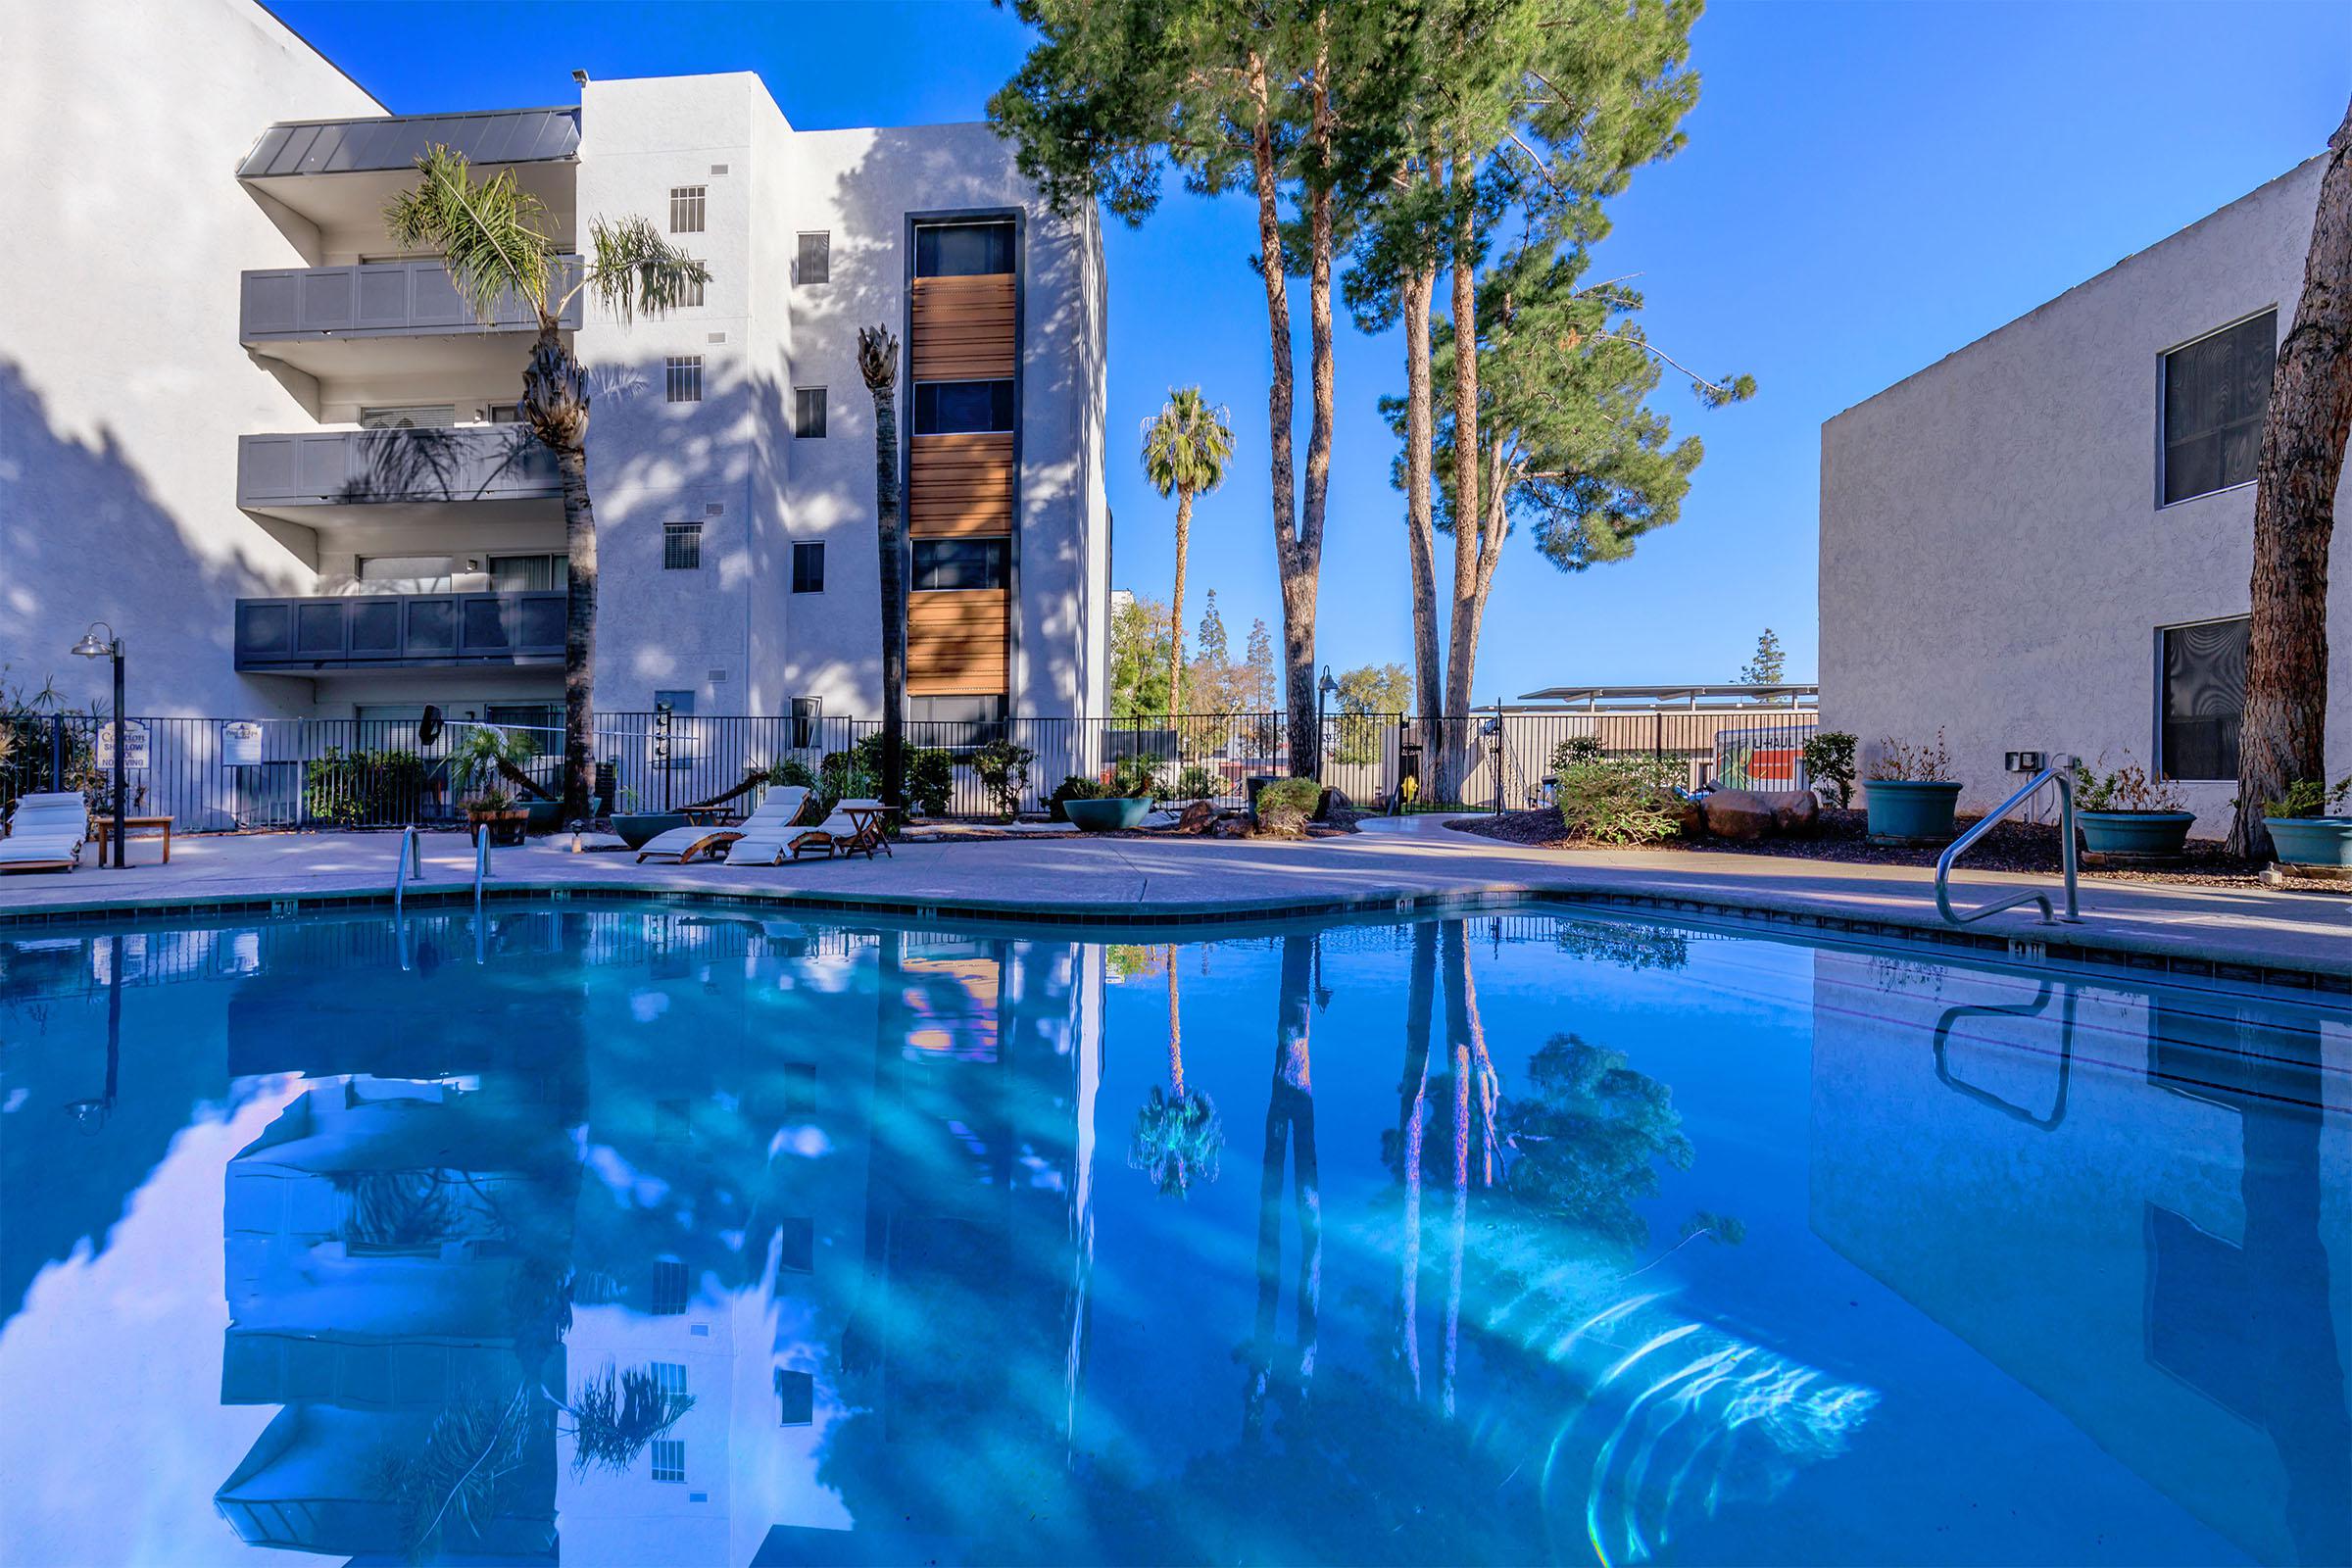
[858,326,907,808]
[1139,389,1235,725]
[1128,944,1223,1195]
[384,146,710,820]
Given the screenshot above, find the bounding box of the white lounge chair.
[1,793,90,874]
[635,787,810,864]
[789,798,891,861]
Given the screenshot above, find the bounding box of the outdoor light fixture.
[70,621,127,868]
[1314,663,1336,768]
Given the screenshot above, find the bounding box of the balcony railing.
[235,591,566,671]
[240,258,581,344]
[237,425,561,510]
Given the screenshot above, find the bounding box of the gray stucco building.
[1,0,1109,741]
[1821,155,2343,836]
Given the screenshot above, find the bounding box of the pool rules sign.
[97,720,149,772]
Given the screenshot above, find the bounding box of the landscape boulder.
[1699,789,1778,842]
[1172,800,1218,835]
[1765,788,1820,838]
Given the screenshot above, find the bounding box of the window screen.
[915,220,1014,277]
[669,186,706,234]
[794,387,826,438]
[912,537,1008,591]
[666,357,704,403]
[791,541,825,593]
[2159,616,2248,781]
[663,522,703,570]
[2163,311,2275,505]
[912,380,1014,435]
[797,231,830,285]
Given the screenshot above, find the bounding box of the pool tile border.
[5,874,2348,996]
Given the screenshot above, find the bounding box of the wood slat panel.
[911,274,1016,381]
[907,588,1008,694]
[908,432,1014,535]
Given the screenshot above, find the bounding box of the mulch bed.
[1445,807,2269,889]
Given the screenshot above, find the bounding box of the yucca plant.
[1139,388,1234,723]
[384,147,710,820]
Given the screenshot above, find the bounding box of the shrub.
[1105,752,1161,801]
[971,739,1035,818]
[906,748,953,817]
[2072,754,2183,813]
[1868,729,1954,783]
[1802,731,1857,808]
[1552,756,1686,845]
[817,748,874,808]
[1172,763,1223,802]
[765,758,818,792]
[306,746,427,827]
[1551,735,1606,771]
[2261,775,2352,820]
[1254,776,1323,836]
[1048,774,1105,822]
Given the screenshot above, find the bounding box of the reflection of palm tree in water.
[1129,944,1224,1196]
[1246,933,1321,1438]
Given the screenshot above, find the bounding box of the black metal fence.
[0,707,1818,831]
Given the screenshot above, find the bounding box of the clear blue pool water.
[0,903,2344,1567]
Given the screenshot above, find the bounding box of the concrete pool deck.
[2,819,2348,985]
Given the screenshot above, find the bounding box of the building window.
[651,1258,688,1315]
[790,696,821,749]
[791,541,825,594]
[2163,310,2275,505]
[794,388,827,438]
[2159,616,2249,781]
[665,357,704,404]
[650,1439,686,1484]
[488,554,564,591]
[912,380,1014,436]
[682,265,704,308]
[669,186,706,234]
[912,537,1008,591]
[915,220,1014,278]
[358,404,456,429]
[907,694,1007,724]
[797,231,830,285]
[663,522,704,570]
[652,1362,688,1401]
[775,1368,814,1427]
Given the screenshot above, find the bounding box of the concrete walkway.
[3,819,2348,981]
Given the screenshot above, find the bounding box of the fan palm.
[384,146,710,820]
[1127,944,1223,1196]
[857,326,907,808]
[1139,389,1234,725]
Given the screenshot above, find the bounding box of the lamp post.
[70,623,125,868]
[1315,664,1337,783]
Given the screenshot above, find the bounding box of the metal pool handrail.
[1936,760,2081,927]
[472,822,490,918]
[393,825,424,914]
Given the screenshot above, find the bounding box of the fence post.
[49,714,63,792]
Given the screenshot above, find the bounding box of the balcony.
[238,425,560,527]
[235,590,565,672]
[240,258,579,380]
[238,106,577,243]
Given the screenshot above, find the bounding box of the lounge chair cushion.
[636,787,809,864]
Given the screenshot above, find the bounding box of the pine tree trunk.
[1441,172,1483,802]
[872,380,906,808]
[1294,80,1337,785]
[1247,59,1309,784]
[2230,103,2352,858]
[1167,489,1192,725]
[1401,265,1445,790]
[556,445,598,821]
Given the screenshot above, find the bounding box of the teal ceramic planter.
[2077,809,2193,858]
[523,800,564,836]
[2265,816,2352,867]
[1864,779,1963,845]
[612,811,690,849]
[1064,797,1151,832]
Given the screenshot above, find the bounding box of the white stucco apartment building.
[1821,156,2344,836]
[1,0,1109,742]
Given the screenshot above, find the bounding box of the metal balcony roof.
[237,106,579,179]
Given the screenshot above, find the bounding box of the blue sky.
[275,0,2350,704]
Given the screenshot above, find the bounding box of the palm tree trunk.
[1247,57,1310,788]
[1442,167,1482,804]
[556,444,598,820]
[2230,101,2352,857]
[872,380,906,808]
[1167,489,1193,726]
[1396,919,1436,1397]
[1165,944,1184,1098]
[1401,263,1445,796]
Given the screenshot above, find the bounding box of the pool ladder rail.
[1934,759,2082,927]
[391,822,493,917]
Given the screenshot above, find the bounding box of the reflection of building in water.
[197,907,1100,1563]
[1808,952,2352,1567]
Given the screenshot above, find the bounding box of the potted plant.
[2261,774,2352,867]
[610,788,689,851]
[2070,756,2195,858]
[449,725,537,845]
[1066,754,1159,832]
[1864,730,1963,845]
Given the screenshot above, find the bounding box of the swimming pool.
[0,901,2342,1566]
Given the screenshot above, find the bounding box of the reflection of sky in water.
[0,906,2342,1565]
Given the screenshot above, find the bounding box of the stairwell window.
[663,522,703,570]
[668,186,706,234]
[915,220,1014,277]
[797,231,830,285]
[912,537,1008,591]
[2162,310,2275,505]
[792,541,825,593]
[650,1440,686,1484]
[794,388,826,438]
[666,357,704,403]
[913,380,1014,435]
